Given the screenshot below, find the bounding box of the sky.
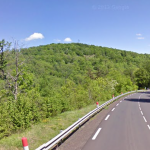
[0,0,150,54]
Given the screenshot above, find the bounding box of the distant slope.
[21,43,150,86]
[0,43,148,139]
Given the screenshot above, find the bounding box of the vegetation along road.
[0,40,150,149]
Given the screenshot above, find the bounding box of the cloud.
[54,39,61,42]
[136,33,145,39]
[25,33,44,41]
[136,33,142,36]
[137,37,145,39]
[64,37,72,42]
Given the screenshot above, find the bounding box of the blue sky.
[0,0,150,54]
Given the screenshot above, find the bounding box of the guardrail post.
[22,137,29,150]
[96,102,99,108]
[60,130,63,133]
[112,95,114,99]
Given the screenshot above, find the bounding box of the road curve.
[82,92,150,150]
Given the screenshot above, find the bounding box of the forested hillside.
[0,41,150,139]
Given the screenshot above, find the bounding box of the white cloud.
[137,37,145,39]
[64,37,72,42]
[25,33,44,41]
[136,33,142,36]
[54,39,61,42]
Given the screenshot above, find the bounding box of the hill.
[0,42,149,139]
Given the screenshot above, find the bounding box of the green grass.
[0,101,107,150]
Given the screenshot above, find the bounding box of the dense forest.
[0,40,149,139]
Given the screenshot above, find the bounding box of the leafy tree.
[0,42,147,139]
[0,39,11,79]
[135,68,150,88]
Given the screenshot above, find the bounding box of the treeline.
[0,41,149,139]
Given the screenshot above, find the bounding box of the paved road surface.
[82,92,150,150]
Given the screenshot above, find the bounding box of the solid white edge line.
[112,108,115,111]
[147,125,150,130]
[92,128,102,140]
[141,111,143,115]
[105,115,110,120]
[143,116,147,122]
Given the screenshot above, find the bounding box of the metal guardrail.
[35,90,144,150]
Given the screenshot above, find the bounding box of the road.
[81,92,150,150]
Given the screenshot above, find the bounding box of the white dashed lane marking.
[141,111,143,115]
[143,116,147,123]
[111,108,115,111]
[92,128,102,140]
[105,115,110,121]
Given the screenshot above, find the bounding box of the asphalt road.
[81,92,150,150]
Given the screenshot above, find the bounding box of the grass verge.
[0,101,107,150]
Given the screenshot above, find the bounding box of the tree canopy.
[0,41,149,139]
